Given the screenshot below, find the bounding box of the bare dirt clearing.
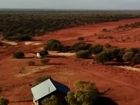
[1,40,18,46]
[1,18,140,105]
[115,66,140,72]
[24,41,42,45]
[49,51,75,57]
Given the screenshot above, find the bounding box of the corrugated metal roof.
[31,79,56,101]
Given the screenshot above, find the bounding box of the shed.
[31,79,70,105]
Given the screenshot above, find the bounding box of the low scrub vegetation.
[39,50,48,58]
[93,46,140,66]
[72,42,91,52]
[0,97,9,105]
[13,51,25,58]
[89,44,103,54]
[44,39,63,51]
[76,50,91,59]
[104,21,140,32]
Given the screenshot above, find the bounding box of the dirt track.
[1,18,140,105]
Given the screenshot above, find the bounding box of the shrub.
[94,52,109,64]
[115,48,126,62]
[39,50,48,58]
[102,28,107,32]
[0,97,9,105]
[126,48,140,55]
[122,52,134,62]
[41,95,59,105]
[28,61,35,66]
[94,48,119,63]
[76,50,91,59]
[41,58,50,65]
[77,37,84,41]
[72,42,91,51]
[89,44,103,54]
[13,51,25,58]
[44,39,63,51]
[130,54,140,66]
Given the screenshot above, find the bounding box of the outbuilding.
[31,79,70,105]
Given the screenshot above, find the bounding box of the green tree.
[66,81,99,105]
[130,54,140,66]
[0,97,9,105]
[72,42,91,52]
[89,44,103,54]
[13,51,25,58]
[123,52,134,62]
[39,50,48,58]
[94,48,120,63]
[42,95,59,105]
[76,50,91,59]
[44,39,63,51]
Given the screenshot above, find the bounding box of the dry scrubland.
[1,11,140,105]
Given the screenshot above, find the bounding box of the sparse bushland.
[94,47,122,64]
[44,39,64,51]
[94,45,140,66]
[76,50,91,59]
[102,21,140,33]
[13,51,25,58]
[0,11,140,41]
[66,81,99,105]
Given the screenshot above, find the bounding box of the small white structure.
[36,53,41,58]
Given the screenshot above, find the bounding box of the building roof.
[31,79,70,101]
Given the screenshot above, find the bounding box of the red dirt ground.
[1,18,140,105]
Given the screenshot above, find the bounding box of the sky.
[0,0,140,10]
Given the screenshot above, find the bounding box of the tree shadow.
[48,55,67,58]
[49,63,65,65]
[94,97,118,105]
[24,57,35,59]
